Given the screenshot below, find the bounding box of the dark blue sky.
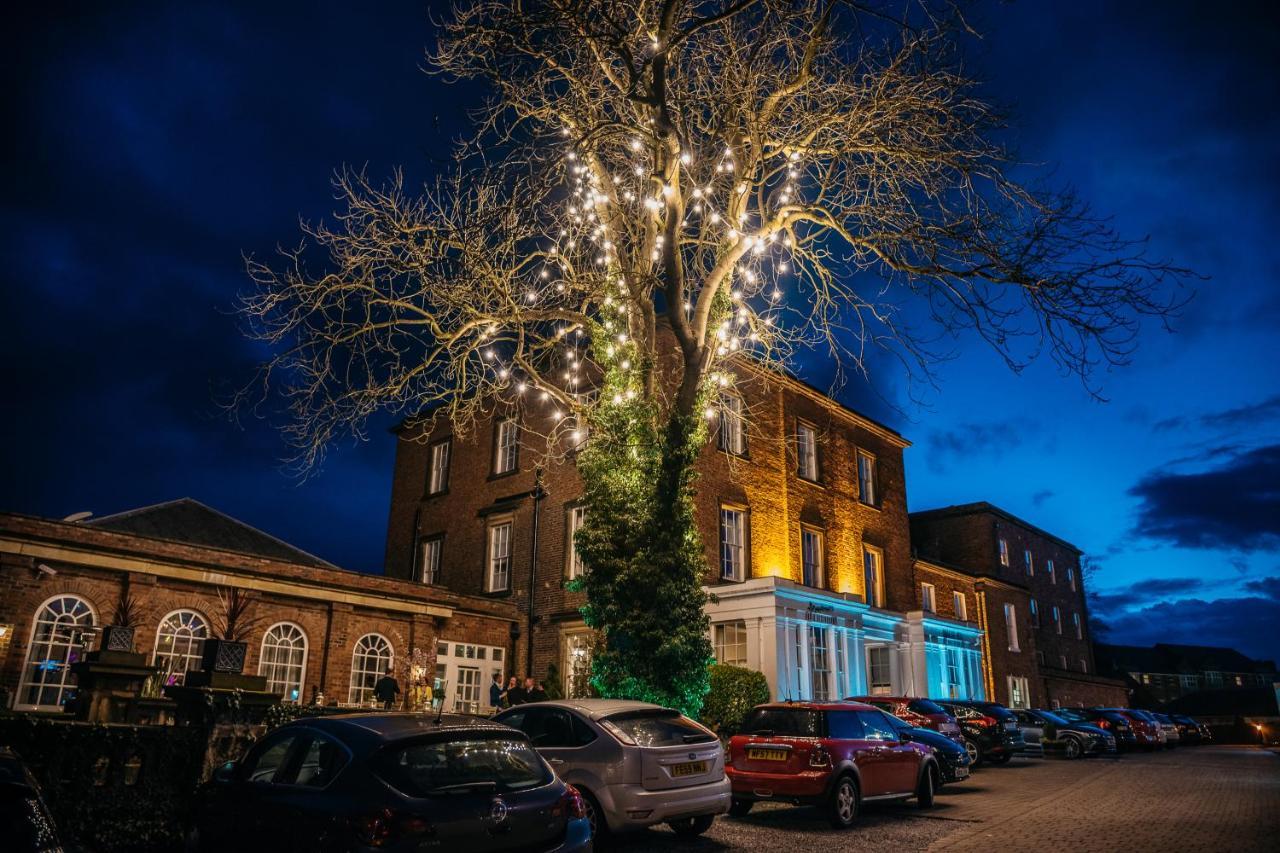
[4,2,1277,662]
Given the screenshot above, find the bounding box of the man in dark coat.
[507,677,529,706]
[373,668,400,710]
[489,673,504,709]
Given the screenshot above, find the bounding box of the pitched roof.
[1095,642,1277,676]
[909,501,1082,553]
[87,498,337,569]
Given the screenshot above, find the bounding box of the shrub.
[700,664,770,737]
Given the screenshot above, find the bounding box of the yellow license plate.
[670,761,708,777]
[746,748,788,761]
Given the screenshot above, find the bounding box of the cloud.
[926,419,1038,474]
[1096,595,1280,664]
[1031,489,1054,508]
[1128,444,1280,551]
[1242,575,1280,600]
[1154,394,1280,434]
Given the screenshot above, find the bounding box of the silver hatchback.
[496,699,731,839]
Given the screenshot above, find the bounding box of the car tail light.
[809,746,831,768]
[354,809,433,847]
[554,784,588,820]
[1096,719,1110,729]
[977,715,998,727]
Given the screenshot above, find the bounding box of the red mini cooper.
[726,701,941,829]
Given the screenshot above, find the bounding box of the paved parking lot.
[614,747,1280,852]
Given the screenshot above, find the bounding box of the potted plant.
[202,587,261,674]
[100,582,142,652]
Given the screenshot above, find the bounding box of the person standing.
[507,676,529,706]
[489,673,504,710]
[527,678,548,703]
[374,667,401,710]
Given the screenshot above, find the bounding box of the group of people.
[491,673,548,708]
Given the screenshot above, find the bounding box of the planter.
[100,624,136,653]
[200,639,249,674]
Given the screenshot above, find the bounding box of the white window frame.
[718,394,746,455]
[493,419,519,474]
[921,582,936,613]
[801,527,825,588]
[259,622,308,703]
[796,422,819,481]
[1004,603,1020,652]
[486,517,513,592]
[153,608,210,685]
[999,538,1010,567]
[1007,675,1030,709]
[1030,598,1040,628]
[953,591,968,621]
[862,544,884,608]
[866,645,892,696]
[561,628,593,699]
[428,439,451,494]
[720,507,747,581]
[566,504,587,580]
[1047,559,1056,584]
[1053,605,1062,634]
[435,640,505,711]
[856,450,877,505]
[809,626,831,701]
[713,620,748,666]
[348,633,394,706]
[16,594,97,712]
[1024,549,1034,576]
[420,536,442,585]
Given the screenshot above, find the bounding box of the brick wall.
[1042,670,1130,709]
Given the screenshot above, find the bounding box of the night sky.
[4,2,1277,662]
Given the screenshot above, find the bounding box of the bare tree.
[238,0,1187,708]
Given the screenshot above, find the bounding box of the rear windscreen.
[606,712,716,746]
[375,736,550,797]
[907,699,948,716]
[740,708,823,737]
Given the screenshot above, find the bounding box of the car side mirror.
[213,761,238,784]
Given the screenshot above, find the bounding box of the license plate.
[746,748,788,762]
[955,766,969,779]
[670,761,708,777]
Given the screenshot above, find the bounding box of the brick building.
[384,366,985,703]
[0,500,517,714]
[910,502,1127,709]
[1095,642,1278,706]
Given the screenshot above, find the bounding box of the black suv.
[932,700,1026,766]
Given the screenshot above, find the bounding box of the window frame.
[1052,605,1062,635]
[999,538,1010,567]
[492,418,520,476]
[1047,559,1056,584]
[1073,611,1083,640]
[565,503,587,581]
[1024,549,1034,576]
[862,544,885,608]
[259,622,309,704]
[713,620,749,666]
[153,608,210,685]
[1030,598,1040,628]
[1068,566,1077,591]
[427,437,452,495]
[809,625,831,701]
[856,449,878,506]
[16,594,97,712]
[952,591,968,621]
[866,645,892,695]
[486,516,514,593]
[1004,603,1020,652]
[920,582,936,613]
[795,420,820,482]
[719,505,749,582]
[348,633,394,706]
[717,394,747,456]
[419,534,444,585]
[800,525,825,588]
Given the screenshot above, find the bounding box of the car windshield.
[1037,711,1071,726]
[604,711,716,746]
[1053,708,1086,721]
[374,735,551,797]
[907,699,949,716]
[740,708,823,737]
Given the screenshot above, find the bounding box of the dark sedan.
[1055,707,1138,751]
[879,712,973,783]
[188,712,593,852]
[1014,709,1115,758]
[933,700,1026,766]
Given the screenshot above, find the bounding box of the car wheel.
[1064,737,1082,760]
[668,814,715,837]
[916,765,936,808]
[580,790,610,843]
[728,798,754,818]
[963,738,982,767]
[827,775,859,829]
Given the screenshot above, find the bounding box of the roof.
[1095,642,1276,676]
[909,502,1082,554]
[87,498,337,568]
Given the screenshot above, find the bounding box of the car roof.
[282,712,518,747]
[752,700,880,712]
[846,695,931,704]
[505,698,679,721]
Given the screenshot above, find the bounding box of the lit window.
[1053,605,1062,634]
[921,582,936,613]
[562,630,593,699]
[1024,549,1034,576]
[1030,598,1040,628]
[810,626,831,701]
[566,505,587,579]
[494,419,519,474]
[1072,611,1082,639]
[720,507,747,581]
[1047,559,1056,584]
[801,527,824,587]
[420,537,442,585]
[17,595,96,711]
[867,646,892,695]
[1004,603,1020,652]
[428,439,451,494]
[1007,675,1030,709]
[713,621,748,666]
[348,634,393,706]
[153,609,209,685]
[717,394,746,455]
[487,518,513,592]
[862,545,884,608]
[999,538,1010,567]
[259,623,308,703]
[796,422,819,480]
[857,450,877,505]
[953,592,968,621]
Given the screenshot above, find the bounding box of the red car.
[726,702,941,829]
[1097,708,1163,750]
[847,696,965,744]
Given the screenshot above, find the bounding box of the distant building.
[1095,642,1278,706]
[910,502,1128,709]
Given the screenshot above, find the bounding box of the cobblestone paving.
[613,747,1280,852]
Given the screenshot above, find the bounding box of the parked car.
[725,701,940,829]
[1169,714,1203,745]
[187,712,592,852]
[0,747,63,853]
[1054,707,1138,751]
[876,711,973,783]
[846,695,965,744]
[1012,709,1115,758]
[932,700,1026,766]
[1150,712,1181,747]
[1094,708,1162,750]
[495,699,729,840]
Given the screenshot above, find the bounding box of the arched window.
[348,634,394,706]
[18,594,96,711]
[153,609,210,685]
[259,623,308,703]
